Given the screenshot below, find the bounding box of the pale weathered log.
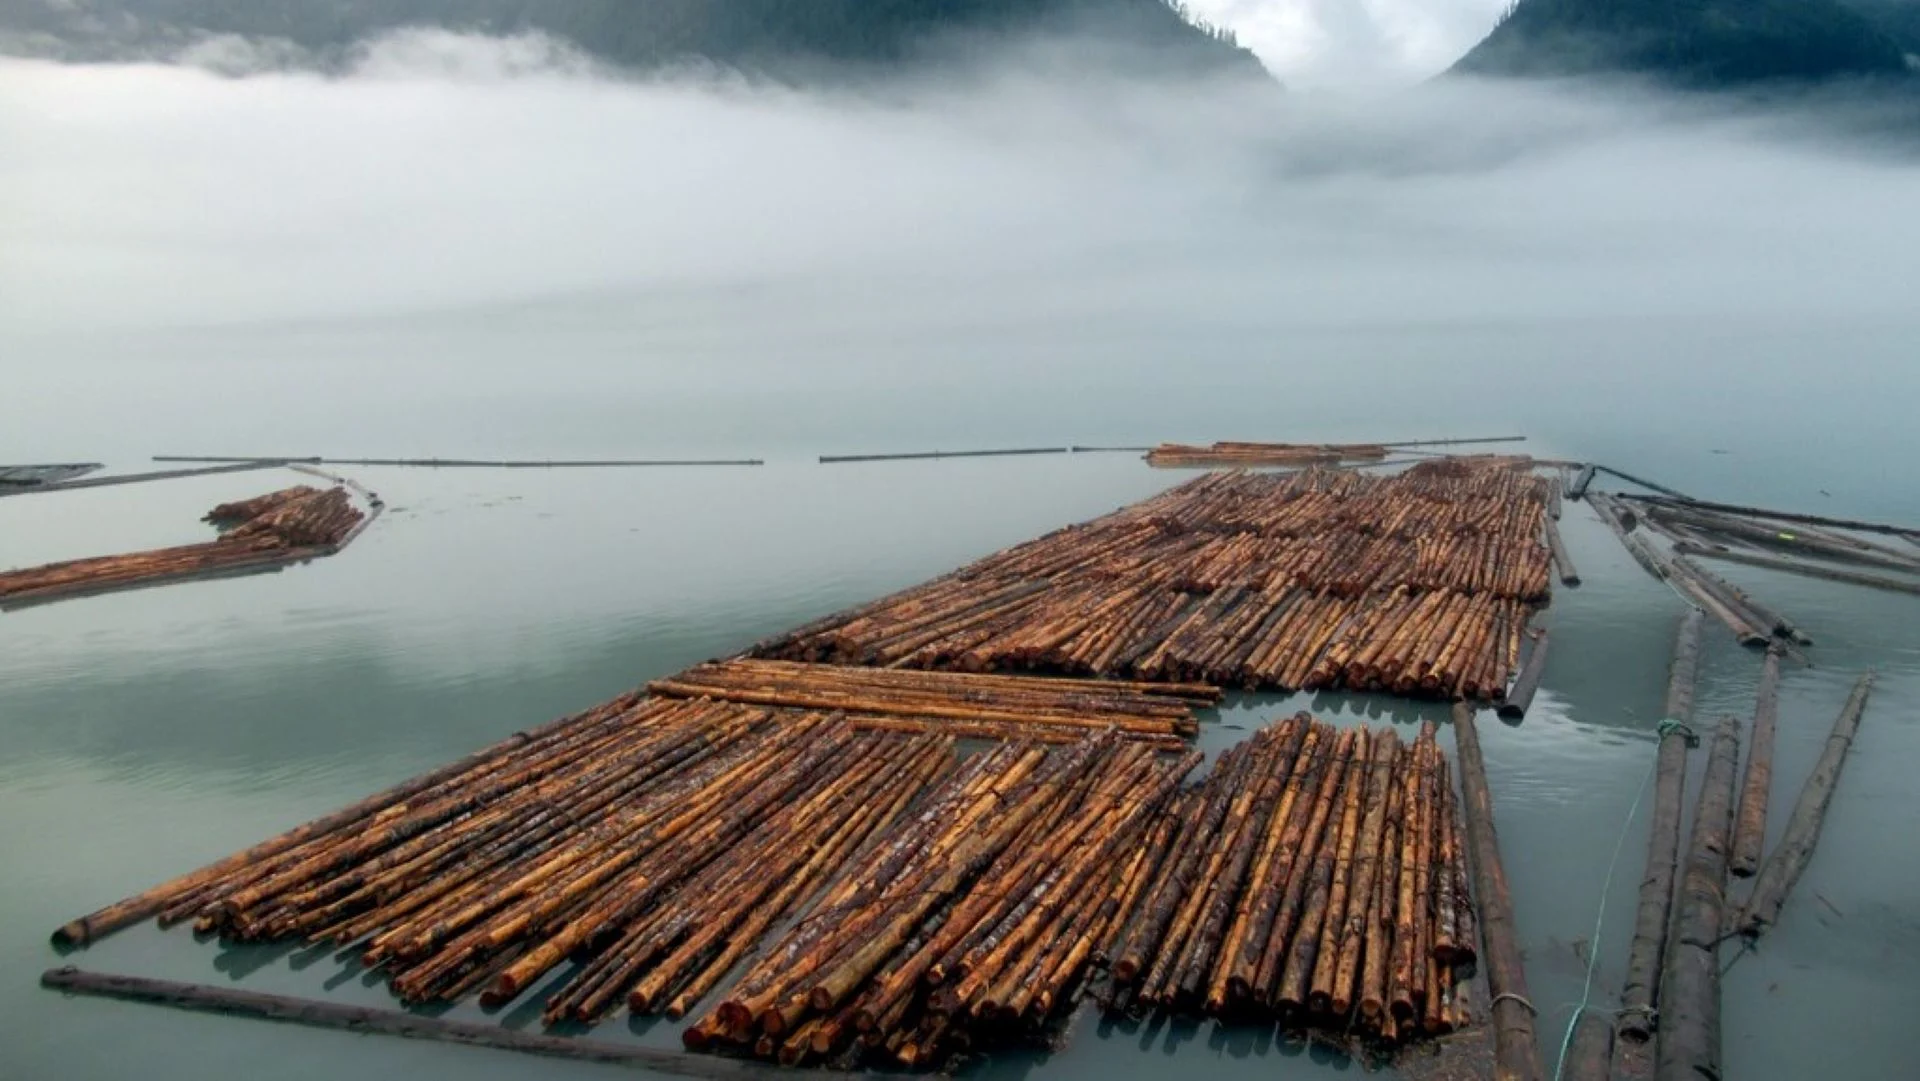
[1735,672,1876,937]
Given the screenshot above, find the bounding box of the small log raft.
[758,460,1555,703]
[1728,648,1784,878]
[1734,672,1877,938]
[1144,441,1392,468]
[1449,703,1543,1081]
[0,485,366,608]
[54,696,957,1025]
[1618,608,1703,1044]
[649,659,1214,741]
[0,459,292,498]
[0,462,102,486]
[1654,715,1741,1081]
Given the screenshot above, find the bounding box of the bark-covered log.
[1450,702,1544,1081]
[1654,714,1741,1081]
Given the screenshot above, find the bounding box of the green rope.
[1551,729,1666,1081]
[1656,718,1699,746]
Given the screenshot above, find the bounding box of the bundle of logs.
[649,658,1215,743]
[687,731,1202,1068]
[758,461,1550,701]
[54,675,1480,1071]
[1107,717,1476,1045]
[1145,442,1391,468]
[0,485,364,607]
[54,696,957,1022]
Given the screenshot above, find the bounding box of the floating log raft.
[0,462,102,486]
[1144,441,1392,468]
[758,460,1555,702]
[0,485,366,609]
[54,696,959,1022]
[1102,718,1481,1054]
[650,659,1214,742]
[1735,672,1876,939]
[0,459,293,498]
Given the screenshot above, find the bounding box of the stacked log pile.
[0,485,365,607]
[758,460,1551,701]
[649,659,1215,743]
[1106,718,1476,1047]
[686,731,1202,1068]
[1146,442,1391,468]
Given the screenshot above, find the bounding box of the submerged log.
[1728,648,1784,878]
[1654,714,1741,1081]
[1735,672,1877,938]
[1618,608,1703,1043]
[39,967,792,1081]
[1450,702,1543,1081]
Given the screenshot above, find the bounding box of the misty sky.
[3,30,1919,472]
[1187,0,1509,83]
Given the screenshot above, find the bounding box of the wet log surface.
[758,459,1554,702]
[1654,714,1741,1081]
[1729,648,1784,878]
[0,485,367,609]
[1618,609,1703,1043]
[1449,703,1543,1081]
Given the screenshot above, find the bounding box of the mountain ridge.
[0,0,1266,78]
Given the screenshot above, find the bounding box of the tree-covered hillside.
[0,0,1261,75]
[1452,0,1917,86]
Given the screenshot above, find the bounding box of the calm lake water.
[6,45,1920,1081]
[3,380,1917,1080]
